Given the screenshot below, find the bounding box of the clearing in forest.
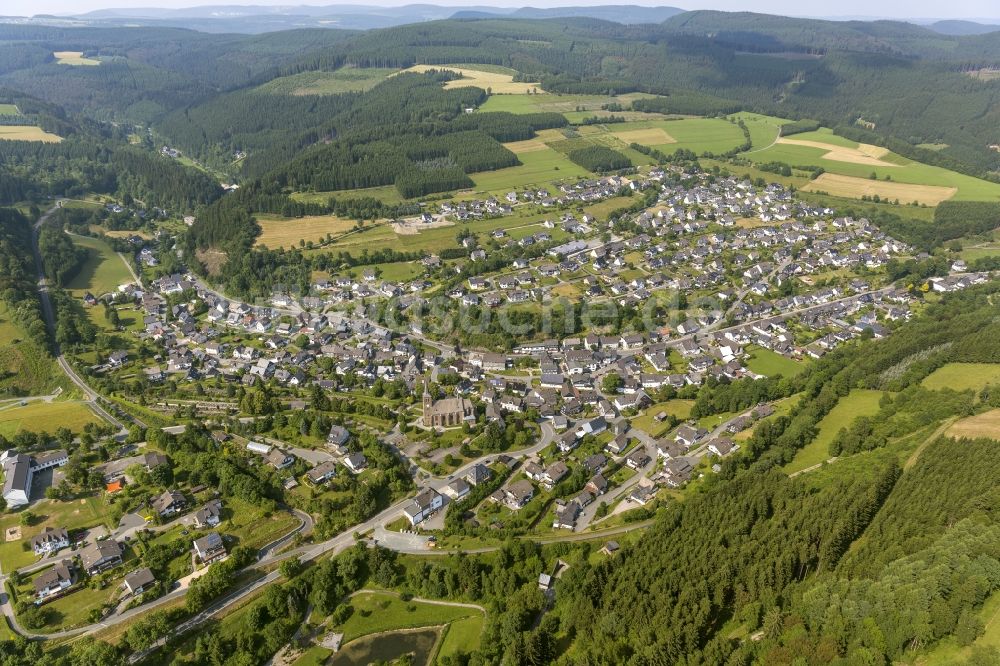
[402,65,538,94]
[803,173,957,206]
[0,125,62,143]
[946,409,1000,440]
[53,51,100,66]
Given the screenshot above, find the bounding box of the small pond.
[330,627,441,666]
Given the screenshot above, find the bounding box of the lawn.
[0,126,62,143]
[0,400,100,438]
[783,389,884,475]
[255,214,361,249]
[291,646,332,666]
[0,495,111,571]
[746,348,808,378]
[631,399,695,435]
[32,580,116,632]
[922,363,1000,392]
[436,614,484,660]
[223,497,300,551]
[65,234,133,297]
[254,68,395,96]
[338,591,483,643]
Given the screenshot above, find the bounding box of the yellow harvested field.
[53,50,100,66]
[611,127,677,145]
[402,65,538,94]
[802,173,957,205]
[255,215,360,248]
[946,409,1000,440]
[776,137,895,166]
[504,138,550,154]
[0,125,62,143]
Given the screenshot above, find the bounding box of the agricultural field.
[53,50,100,66]
[0,104,20,115]
[783,389,884,474]
[744,127,1000,202]
[946,409,1000,440]
[802,173,957,206]
[403,64,538,94]
[0,125,62,142]
[255,214,361,249]
[65,234,134,297]
[254,67,396,96]
[921,363,1000,392]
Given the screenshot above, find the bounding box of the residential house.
[34,561,73,602]
[403,488,444,525]
[122,567,156,596]
[151,489,187,517]
[79,540,124,575]
[31,527,69,556]
[193,532,227,565]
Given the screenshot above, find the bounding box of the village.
[2,161,990,640]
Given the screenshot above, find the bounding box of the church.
[422,381,475,428]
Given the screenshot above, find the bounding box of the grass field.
[291,184,406,207]
[0,495,110,570]
[254,67,395,96]
[784,389,884,474]
[946,409,1000,440]
[339,591,483,643]
[437,615,485,660]
[746,348,808,378]
[731,112,783,150]
[0,104,20,115]
[53,51,100,66]
[479,91,661,117]
[291,646,332,666]
[745,127,1000,202]
[403,64,538,94]
[255,214,361,249]
[0,400,99,438]
[65,234,134,296]
[472,143,589,191]
[0,125,62,143]
[921,363,1000,392]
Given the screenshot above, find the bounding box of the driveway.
[372,527,433,553]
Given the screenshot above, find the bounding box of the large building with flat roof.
[1,449,68,508]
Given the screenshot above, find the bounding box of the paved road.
[30,203,130,436]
